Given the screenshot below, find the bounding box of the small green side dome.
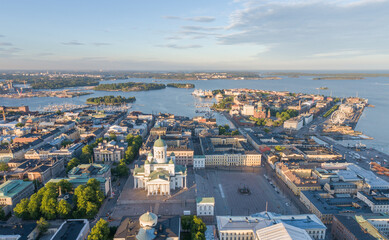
[154,136,166,148]
[170,152,175,156]
[145,160,150,164]
[148,152,153,156]
[169,159,174,164]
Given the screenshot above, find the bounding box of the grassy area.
[323,105,339,118]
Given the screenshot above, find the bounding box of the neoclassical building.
[133,137,187,196]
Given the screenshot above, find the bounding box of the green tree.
[116,162,129,177]
[86,202,99,218]
[40,188,58,220]
[40,197,57,220]
[88,219,110,240]
[57,179,72,193]
[0,162,9,172]
[181,215,193,231]
[57,200,72,218]
[193,232,205,240]
[74,185,87,215]
[0,207,6,221]
[66,157,80,172]
[275,145,285,151]
[192,216,206,234]
[87,178,100,191]
[14,198,30,219]
[37,217,50,234]
[61,139,73,148]
[81,145,93,162]
[108,133,117,141]
[28,193,42,219]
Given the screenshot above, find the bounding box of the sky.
[0,0,388,71]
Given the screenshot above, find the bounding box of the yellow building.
[200,136,261,167]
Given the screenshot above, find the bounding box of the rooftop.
[51,219,88,240]
[301,191,371,215]
[114,215,180,240]
[196,197,215,204]
[0,180,33,198]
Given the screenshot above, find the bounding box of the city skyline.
[1,0,389,70]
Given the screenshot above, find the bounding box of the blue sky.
[0,0,388,70]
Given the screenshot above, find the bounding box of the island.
[94,82,166,92]
[31,78,100,89]
[86,95,136,105]
[167,83,195,88]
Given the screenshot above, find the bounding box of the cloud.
[36,52,54,57]
[62,41,84,46]
[187,16,216,22]
[0,42,12,46]
[92,42,111,46]
[181,26,223,31]
[218,0,389,58]
[156,44,203,49]
[0,35,5,38]
[163,16,181,20]
[163,16,216,22]
[313,50,364,58]
[0,47,22,57]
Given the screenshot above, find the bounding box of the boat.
[316,87,328,90]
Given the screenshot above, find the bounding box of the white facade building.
[197,197,215,216]
[242,105,255,116]
[217,212,326,240]
[93,140,127,162]
[133,137,187,196]
[283,117,304,130]
[356,191,389,213]
[301,113,313,125]
[193,155,205,169]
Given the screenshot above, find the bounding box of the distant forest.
[86,95,136,105]
[94,82,166,92]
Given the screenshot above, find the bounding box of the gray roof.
[114,215,180,240]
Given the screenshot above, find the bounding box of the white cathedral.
[133,137,187,196]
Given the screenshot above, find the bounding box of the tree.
[15,122,24,127]
[40,197,57,220]
[86,202,98,218]
[74,181,104,218]
[14,198,30,219]
[40,188,58,220]
[66,157,80,172]
[37,217,49,234]
[193,232,205,240]
[0,162,9,172]
[88,219,110,240]
[0,207,6,221]
[87,178,101,191]
[57,200,72,218]
[81,145,93,162]
[28,193,42,219]
[192,216,206,234]
[57,179,72,193]
[61,139,73,148]
[116,162,129,177]
[108,133,117,141]
[181,215,193,231]
[275,145,285,151]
